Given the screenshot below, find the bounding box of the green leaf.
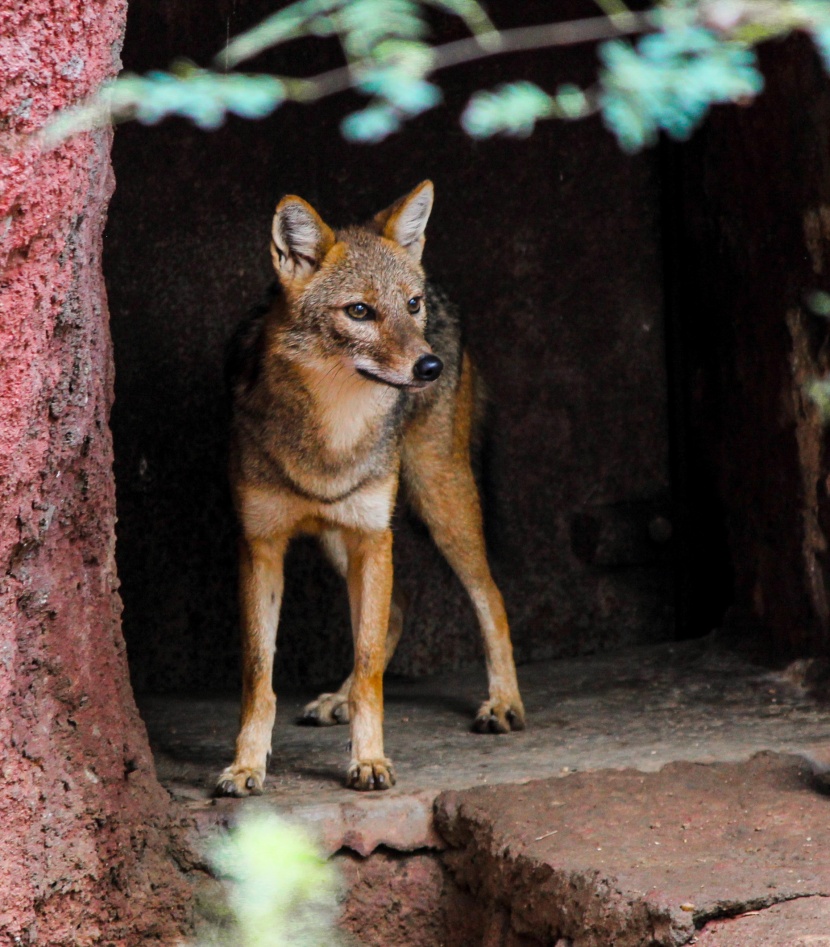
[222,75,287,118]
[811,23,830,69]
[807,377,830,422]
[336,0,427,59]
[555,83,590,119]
[106,71,285,129]
[358,66,441,115]
[341,103,402,141]
[599,26,764,152]
[461,81,554,138]
[806,289,830,316]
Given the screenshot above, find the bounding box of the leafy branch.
[13,0,830,155]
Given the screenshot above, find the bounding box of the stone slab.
[435,753,830,947]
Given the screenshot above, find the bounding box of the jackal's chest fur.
[238,473,398,540]
[233,353,407,509]
[238,371,401,536]
[301,360,403,459]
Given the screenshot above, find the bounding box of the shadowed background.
[105,1,681,694]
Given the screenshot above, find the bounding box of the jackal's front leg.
[343,528,396,790]
[216,535,287,797]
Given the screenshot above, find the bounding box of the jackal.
[216,181,525,796]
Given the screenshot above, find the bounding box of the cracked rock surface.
[695,896,830,945]
[435,753,830,947]
[153,641,830,944]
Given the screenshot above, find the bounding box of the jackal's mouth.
[356,368,432,390]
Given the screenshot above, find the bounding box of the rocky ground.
[141,637,830,946]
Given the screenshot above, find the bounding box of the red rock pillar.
[1,2,190,943]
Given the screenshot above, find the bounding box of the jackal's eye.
[345,302,375,320]
[407,296,422,315]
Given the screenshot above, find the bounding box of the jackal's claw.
[214,766,265,797]
[299,692,350,726]
[346,758,396,791]
[473,699,526,734]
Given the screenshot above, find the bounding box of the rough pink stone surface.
[337,850,456,947]
[337,848,546,947]
[0,2,190,943]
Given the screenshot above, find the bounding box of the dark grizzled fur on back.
[224,283,279,396]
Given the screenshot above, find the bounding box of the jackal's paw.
[346,758,396,791]
[214,764,266,797]
[473,699,526,734]
[298,692,350,726]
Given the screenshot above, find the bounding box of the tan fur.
[216,182,524,797]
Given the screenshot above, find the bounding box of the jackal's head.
[270,181,443,390]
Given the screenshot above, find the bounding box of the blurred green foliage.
[194,812,345,947]
[116,67,286,129]
[807,377,830,422]
[598,25,764,151]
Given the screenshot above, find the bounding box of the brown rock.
[435,753,830,946]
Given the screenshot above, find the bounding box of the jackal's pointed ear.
[373,180,434,262]
[271,196,335,285]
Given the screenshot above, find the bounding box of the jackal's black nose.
[413,354,443,382]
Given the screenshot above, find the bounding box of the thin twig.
[281,13,652,102]
[534,830,559,841]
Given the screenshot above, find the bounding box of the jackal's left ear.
[271,196,335,284]
[373,180,434,262]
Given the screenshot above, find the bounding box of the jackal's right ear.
[271,197,335,284]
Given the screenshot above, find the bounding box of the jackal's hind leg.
[403,442,525,734]
[299,681,352,726]
[300,530,405,726]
